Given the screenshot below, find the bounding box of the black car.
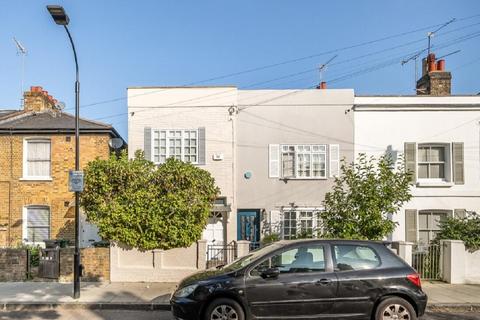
[171,239,427,320]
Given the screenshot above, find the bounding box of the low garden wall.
[0,248,28,281]
[59,247,110,282]
[441,240,480,284]
[110,240,207,282]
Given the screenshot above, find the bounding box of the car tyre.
[204,298,245,320]
[375,296,417,320]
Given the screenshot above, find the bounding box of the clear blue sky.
[1,0,479,139]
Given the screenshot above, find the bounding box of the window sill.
[19,177,53,182]
[23,241,46,248]
[416,180,454,188]
[280,177,328,181]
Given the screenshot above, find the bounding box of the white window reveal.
[23,206,50,244]
[23,139,51,179]
[152,129,198,164]
[280,145,327,179]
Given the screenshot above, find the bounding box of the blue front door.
[237,210,260,244]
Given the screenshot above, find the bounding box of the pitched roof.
[0,110,21,120]
[0,110,122,139]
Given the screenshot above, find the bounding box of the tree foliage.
[320,154,412,240]
[80,151,219,250]
[435,216,480,252]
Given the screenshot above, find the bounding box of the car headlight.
[174,284,198,298]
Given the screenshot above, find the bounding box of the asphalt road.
[1,309,480,320]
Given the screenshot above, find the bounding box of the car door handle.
[316,279,331,285]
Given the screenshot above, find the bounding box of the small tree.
[320,154,412,240]
[80,151,219,250]
[435,216,480,252]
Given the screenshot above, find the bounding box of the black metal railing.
[249,242,261,251]
[206,242,237,269]
[412,244,441,280]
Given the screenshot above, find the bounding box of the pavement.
[0,281,479,311]
[423,281,480,307]
[1,309,480,320]
[0,282,176,310]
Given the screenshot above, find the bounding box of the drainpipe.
[8,128,13,246]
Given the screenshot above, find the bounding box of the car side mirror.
[261,267,280,279]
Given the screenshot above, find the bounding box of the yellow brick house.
[0,86,123,247]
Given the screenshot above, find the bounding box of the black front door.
[244,243,338,319]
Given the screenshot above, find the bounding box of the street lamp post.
[47,5,81,299]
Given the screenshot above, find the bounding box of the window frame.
[22,138,52,181]
[151,129,199,164]
[417,210,451,245]
[416,143,452,183]
[331,244,382,272]
[247,243,332,277]
[281,208,322,240]
[280,144,327,179]
[22,205,51,246]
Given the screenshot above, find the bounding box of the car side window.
[251,245,325,276]
[333,245,380,271]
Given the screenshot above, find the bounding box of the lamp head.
[47,5,70,25]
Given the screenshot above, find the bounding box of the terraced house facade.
[127,86,355,248]
[0,86,123,248]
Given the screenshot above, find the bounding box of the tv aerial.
[317,54,338,88]
[13,37,27,107]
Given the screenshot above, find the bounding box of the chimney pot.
[437,59,445,71]
[416,53,451,96]
[317,81,327,89]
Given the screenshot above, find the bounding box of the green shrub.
[261,233,280,246]
[436,216,480,252]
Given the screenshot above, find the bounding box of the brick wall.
[59,247,110,282]
[0,249,27,281]
[0,134,111,247]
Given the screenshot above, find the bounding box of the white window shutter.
[144,127,152,161]
[329,144,340,178]
[269,210,282,234]
[268,144,280,178]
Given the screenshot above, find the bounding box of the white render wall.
[354,96,480,241]
[127,87,237,242]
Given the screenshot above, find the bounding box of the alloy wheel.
[210,304,239,320]
[382,303,411,320]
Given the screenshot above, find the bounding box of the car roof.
[275,239,389,246]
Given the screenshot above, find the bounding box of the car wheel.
[375,297,417,320]
[204,298,245,320]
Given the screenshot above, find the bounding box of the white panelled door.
[202,215,224,246]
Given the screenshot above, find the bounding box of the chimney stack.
[316,81,327,89]
[416,53,452,96]
[23,86,57,112]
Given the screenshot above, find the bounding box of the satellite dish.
[109,138,124,150]
[56,101,66,111]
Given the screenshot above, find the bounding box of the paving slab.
[423,282,480,306]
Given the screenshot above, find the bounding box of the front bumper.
[170,296,203,320]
